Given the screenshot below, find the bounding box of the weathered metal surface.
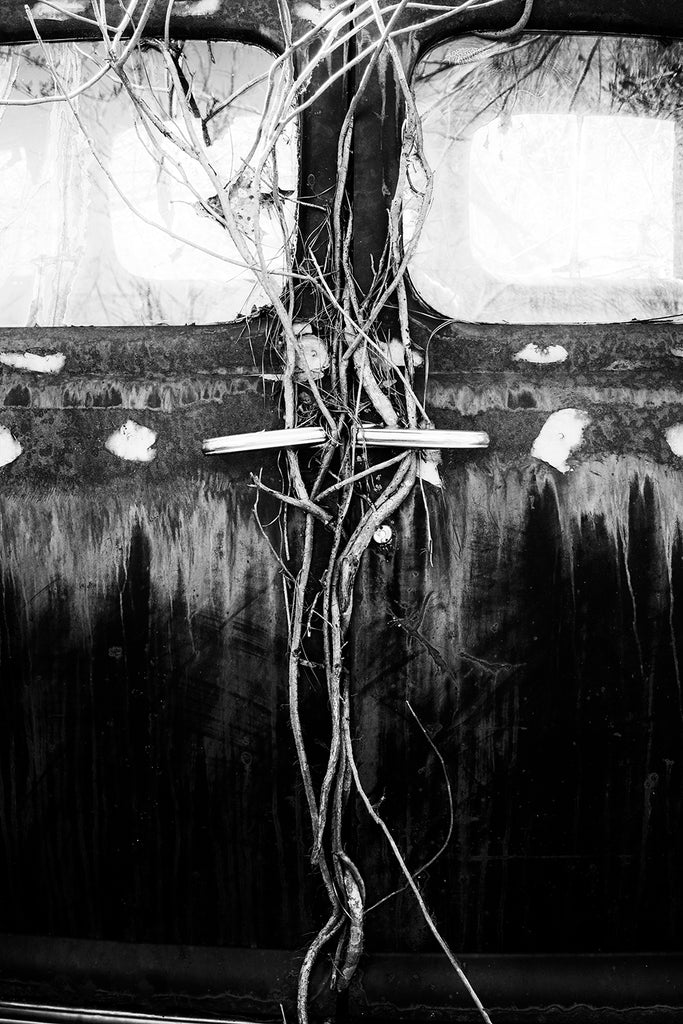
[390,0,683,48]
[0,940,682,1022]
[0,325,271,375]
[0,467,319,947]
[428,404,683,464]
[349,2,683,973]
[2,0,682,45]
[420,323,683,373]
[351,459,683,955]
[354,951,683,1021]
[0,1,286,46]
[5,450,682,957]
[0,937,310,1018]
[1,937,683,1019]
[0,937,679,1024]
[0,0,680,1020]
[425,371,683,414]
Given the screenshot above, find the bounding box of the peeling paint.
[0,425,21,467]
[418,457,442,488]
[0,375,275,412]
[666,423,683,456]
[531,408,590,473]
[2,451,683,952]
[293,323,329,381]
[372,524,393,545]
[30,0,86,20]
[294,337,328,380]
[173,0,221,15]
[513,343,568,365]
[105,420,157,463]
[0,352,65,374]
[377,338,424,368]
[353,452,683,953]
[0,474,294,947]
[0,477,279,664]
[294,1,340,27]
[426,378,683,416]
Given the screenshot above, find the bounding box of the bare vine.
[10,1,529,1020]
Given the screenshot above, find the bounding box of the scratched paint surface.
[0,471,316,947]
[0,445,682,953]
[352,456,683,954]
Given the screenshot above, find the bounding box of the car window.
[0,40,297,326]
[408,34,683,324]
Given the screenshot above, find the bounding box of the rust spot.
[507,389,537,410]
[3,385,30,407]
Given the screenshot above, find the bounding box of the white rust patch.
[294,0,340,26]
[531,408,590,473]
[0,426,22,467]
[105,420,157,463]
[377,338,424,368]
[514,343,568,365]
[0,352,65,374]
[174,0,221,14]
[418,457,442,488]
[666,423,683,457]
[293,322,329,381]
[30,0,86,19]
[372,524,393,546]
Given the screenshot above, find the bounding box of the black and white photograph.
[0,1,680,1021]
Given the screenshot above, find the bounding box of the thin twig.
[316,452,406,500]
[344,715,494,1024]
[367,700,454,912]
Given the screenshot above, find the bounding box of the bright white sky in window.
[408,34,683,324]
[0,41,297,327]
[469,113,674,282]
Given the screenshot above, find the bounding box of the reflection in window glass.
[408,35,683,324]
[470,115,674,281]
[0,41,297,327]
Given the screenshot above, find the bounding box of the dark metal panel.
[0,464,320,948]
[0,938,682,1022]
[419,323,683,373]
[406,0,683,50]
[353,952,683,1021]
[0,1,286,47]
[4,0,683,47]
[349,460,683,955]
[0,936,307,1018]
[0,324,278,376]
[0,333,317,950]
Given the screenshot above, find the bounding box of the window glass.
[408,35,683,324]
[0,41,297,326]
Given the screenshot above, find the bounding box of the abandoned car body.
[0,0,682,1021]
